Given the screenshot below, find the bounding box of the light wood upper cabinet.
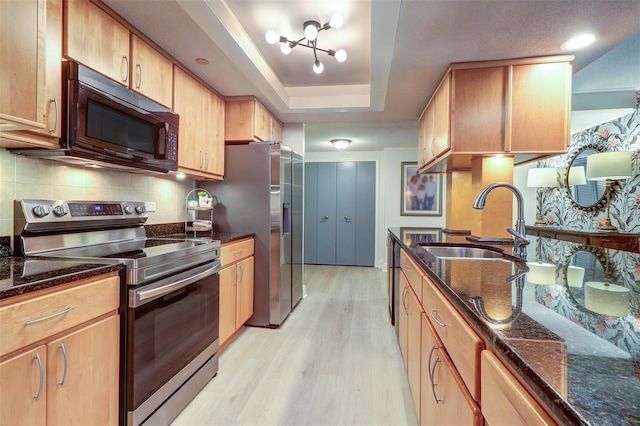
[225,96,282,143]
[419,55,573,173]
[0,0,63,148]
[0,272,120,426]
[173,67,224,180]
[65,0,174,107]
[130,34,173,108]
[64,0,130,85]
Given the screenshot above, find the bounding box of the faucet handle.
[507,227,530,245]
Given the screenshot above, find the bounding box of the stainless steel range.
[14,199,221,426]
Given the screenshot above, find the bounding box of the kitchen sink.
[420,244,512,262]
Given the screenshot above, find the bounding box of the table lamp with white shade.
[568,165,587,186]
[527,167,557,226]
[586,151,632,232]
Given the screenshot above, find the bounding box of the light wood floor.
[172,265,418,426]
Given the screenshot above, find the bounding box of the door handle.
[344,216,352,222]
[321,215,329,222]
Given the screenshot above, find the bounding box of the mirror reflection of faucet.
[470,270,527,327]
[473,182,530,259]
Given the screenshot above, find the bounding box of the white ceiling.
[103,0,640,153]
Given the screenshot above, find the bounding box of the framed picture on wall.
[400,227,441,246]
[400,162,443,216]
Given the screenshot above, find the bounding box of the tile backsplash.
[0,149,195,241]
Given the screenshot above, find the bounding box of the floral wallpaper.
[532,237,640,367]
[537,108,640,232]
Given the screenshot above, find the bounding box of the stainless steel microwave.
[11,61,179,173]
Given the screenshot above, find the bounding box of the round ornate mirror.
[563,145,609,212]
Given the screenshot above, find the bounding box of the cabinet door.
[433,73,450,158]
[253,101,271,141]
[421,314,481,426]
[64,0,130,85]
[130,34,173,108]
[219,264,237,346]
[173,67,204,173]
[481,350,556,426]
[270,116,283,142]
[236,256,254,327]
[510,62,571,153]
[407,284,422,420]
[46,315,119,425]
[0,346,47,425]
[204,89,225,179]
[398,273,410,370]
[417,107,430,168]
[450,66,506,153]
[0,0,46,130]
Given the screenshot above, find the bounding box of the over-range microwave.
[11,61,179,173]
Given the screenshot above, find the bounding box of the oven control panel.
[15,199,148,233]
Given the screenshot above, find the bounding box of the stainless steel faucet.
[473,182,530,259]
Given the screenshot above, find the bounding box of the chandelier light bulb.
[280,43,292,55]
[329,13,344,29]
[313,60,324,74]
[334,49,347,62]
[265,30,279,45]
[304,22,319,41]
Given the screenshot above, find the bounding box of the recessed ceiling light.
[561,33,596,51]
[195,57,210,65]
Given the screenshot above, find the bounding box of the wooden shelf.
[526,226,639,253]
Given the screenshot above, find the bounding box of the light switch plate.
[145,201,157,212]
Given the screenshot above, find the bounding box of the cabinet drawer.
[400,249,424,297]
[422,275,483,401]
[481,350,556,425]
[0,274,119,357]
[220,238,254,267]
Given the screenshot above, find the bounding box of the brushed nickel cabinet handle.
[237,264,244,284]
[430,308,447,327]
[58,343,68,386]
[430,353,443,404]
[48,98,58,134]
[121,55,129,83]
[402,287,408,314]
[34,353,44,401]
[135,64,142,89]
[25,306,74,326]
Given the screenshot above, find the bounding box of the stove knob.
[135,205,146,214]
[32,205,50,218]
[53,205,68,217]
[124,206,133,215]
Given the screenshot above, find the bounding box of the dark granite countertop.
[160,232,254,245]
[389,227,640,426]
[0,257,123,300]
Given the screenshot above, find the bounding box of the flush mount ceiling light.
[561,33,596,51]
[265,13,347,74]
[331,138,351,149]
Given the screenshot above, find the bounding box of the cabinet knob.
[321,215,329,222]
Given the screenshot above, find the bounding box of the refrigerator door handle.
[283,203,291,235]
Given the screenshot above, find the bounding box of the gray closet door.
[304,161,375,267]
[316,162,337,265]
[354,161,375,266]
[336,162,357,265]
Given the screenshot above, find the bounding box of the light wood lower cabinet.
[219,238,255,347]
[420,313,481,426]
[399,271,422,420]
[481,350,556,426]
[0,272,120,425]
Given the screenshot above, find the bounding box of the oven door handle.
[132,260,220,307]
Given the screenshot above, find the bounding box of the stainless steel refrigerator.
[202,142,303,327]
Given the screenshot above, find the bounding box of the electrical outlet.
[145,201,157,212]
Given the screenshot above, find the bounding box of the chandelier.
[265,13,347,74]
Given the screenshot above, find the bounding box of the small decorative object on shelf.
[185,188,216,237]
